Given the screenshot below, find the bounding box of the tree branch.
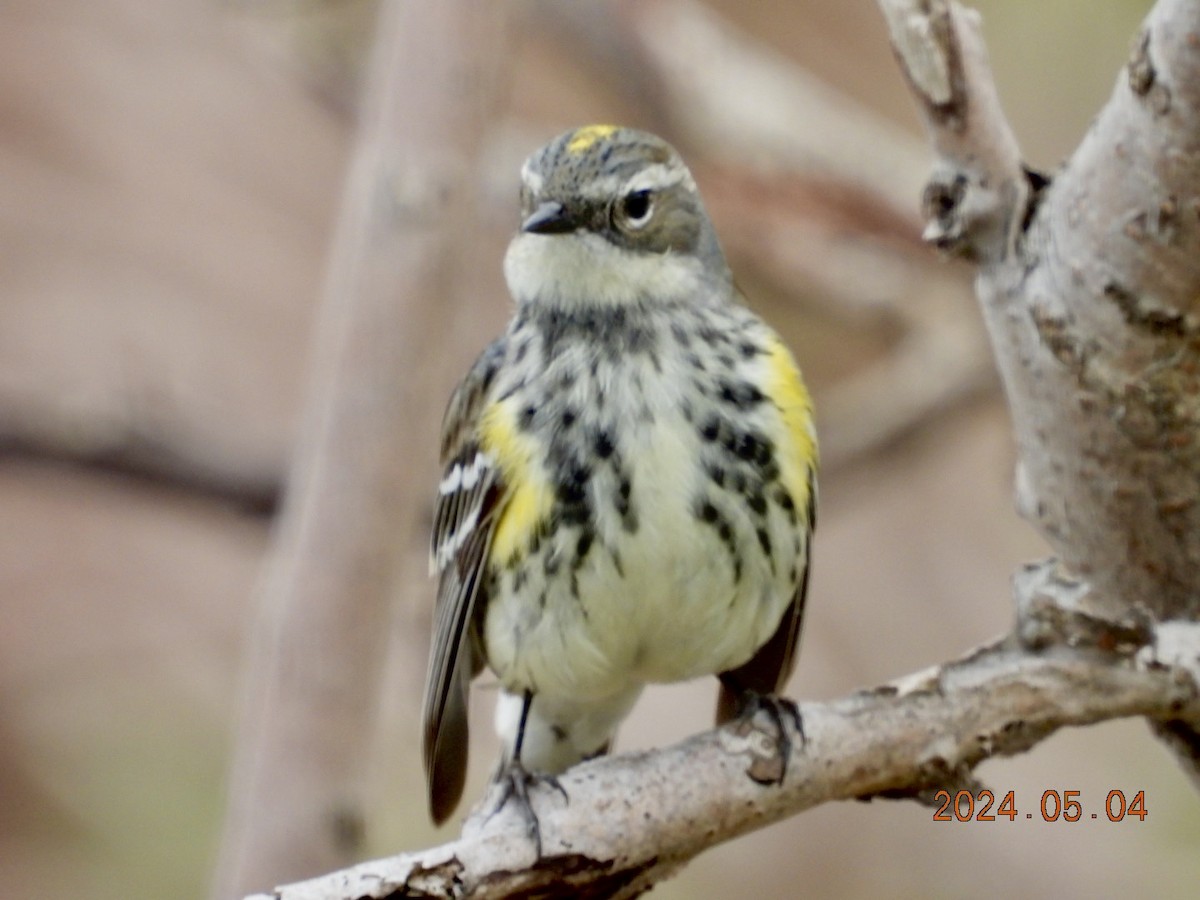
[878,0,1026,260]
[882,0,1200,621]
[880,0,1200,784]
[211,3,512,896]
[250,608,1200,900]
[1008,0,1200,623]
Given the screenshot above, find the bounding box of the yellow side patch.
[567,124,619,154]
[480,399,554,564]
[764,336,818,514]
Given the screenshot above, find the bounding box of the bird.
[421,124,817,846]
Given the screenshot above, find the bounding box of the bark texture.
[883,0,1200,622]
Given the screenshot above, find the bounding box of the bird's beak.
[521,200,577,235]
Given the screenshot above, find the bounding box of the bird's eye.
[616,190,654,230]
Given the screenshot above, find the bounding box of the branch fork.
[878,0,1029,262]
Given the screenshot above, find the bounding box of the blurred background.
[3,0,1196,897]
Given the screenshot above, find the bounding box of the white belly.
[483,404,797,704]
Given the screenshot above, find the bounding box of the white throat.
[503,230,706,308]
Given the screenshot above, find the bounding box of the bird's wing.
[715,467,816,723]
[717,328,817,723]
[422,338,506,824]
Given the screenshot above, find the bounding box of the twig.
[878,0,1025,261]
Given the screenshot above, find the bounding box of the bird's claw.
[486,761,567,855]
[736,692,805,785]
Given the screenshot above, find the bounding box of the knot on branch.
[920,164,1032,262]
[1128,27,1173,116]
[1014,558,1154,655]
[920,168,969,253]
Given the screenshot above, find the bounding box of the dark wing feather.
[716,467,817,724]
[422,339,506,824]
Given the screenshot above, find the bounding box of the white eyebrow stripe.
[627,162,695,193]
[575,163,696,203]
[578,173,625,201]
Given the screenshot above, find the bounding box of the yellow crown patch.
[567,124,619,154]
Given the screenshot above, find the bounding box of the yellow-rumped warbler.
[422,125,817,840]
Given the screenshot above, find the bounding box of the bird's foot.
[486,761,567,856]
[733,692,804,785]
